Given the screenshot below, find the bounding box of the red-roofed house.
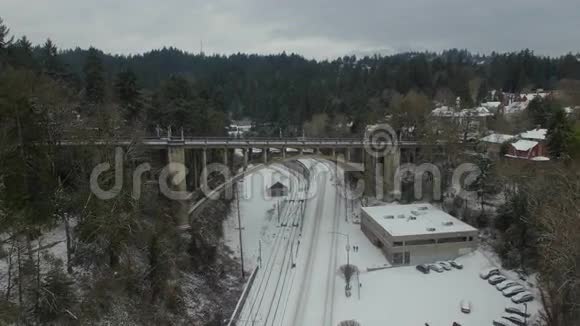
[505,128,550,161]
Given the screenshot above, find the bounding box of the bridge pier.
[282,147,286,159]
[202,149,207,172]
[363,145,401,200]
[332,148,336,159]
[346,148,351,162]
[223,148,228,167]
[167,147,187,191]
[167,146,188,225]
[243,148,249,170]
[262,148,267,163]
[191,149,199,189]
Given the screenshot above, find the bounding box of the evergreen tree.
[40,38,62,75]
[0,16,13,50]
[547,108,574,159]
[11,36,36,69]
[115,68,141,124]
[83,47,105,104]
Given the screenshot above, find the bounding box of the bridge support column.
[332,148,336,159]
[243,148,248,170]
[282,148,286,159]
[167,146,187,190]
[346,148,351,162]
[167,146,188,225]
[202,149,207,171]
[316,148,321,155]
[382,147,401,200]
[223,148,228,167]
[300,148,304,155]
[263,148,267,164]
[192,149,199,189]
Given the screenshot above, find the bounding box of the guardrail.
[227,265,260,326]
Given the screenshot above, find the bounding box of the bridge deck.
[57,137,449,149]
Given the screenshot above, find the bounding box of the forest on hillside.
[3,14,580,136]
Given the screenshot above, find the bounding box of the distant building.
[479,133,515,158]
[361,204,478,266]
[228,119,253,138]
[268,181,288,197]
[505,128,549,161]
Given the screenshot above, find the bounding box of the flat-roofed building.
[361,204,478,266]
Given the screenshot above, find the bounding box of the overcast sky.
[2,0,579,59]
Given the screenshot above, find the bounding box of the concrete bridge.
[58,136,455,199]
[59,135,467,226]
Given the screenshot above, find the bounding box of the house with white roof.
[361,204,478,265]
[479,133,516,158]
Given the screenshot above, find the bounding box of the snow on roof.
[531,156,550,161]
[482,101,501,109]
[511,139,538,151]
[269,181,288,189]
[480,133,515,144]
[431,106,455,117]
[504,101,529,114]
[519,128,547,141]
[362,203,477,237]
[474,106,493,116]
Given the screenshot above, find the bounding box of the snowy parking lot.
[334,249,542,326]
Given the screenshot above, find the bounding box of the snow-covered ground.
[224,159,542,326]
[334,250,542,325]
[223,163,305,269]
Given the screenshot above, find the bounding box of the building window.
[393,241,403,247]
[393,253,403,265]
[437,236,468,244]
[405,239,436,246]
[468,236,474,241]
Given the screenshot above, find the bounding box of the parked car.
[511,291,534,304]
[488,274,507,285]
[439,261,452,270]
[502,314,526,326]
[496,280,520,291]
[480,267,500,279]
[492,320,509,326]
[416,264,430,274]
[505,306,531,318]
[429,264,444,273]
[460,300,471,313]
[502,285,526,297]
[449,261,463,269]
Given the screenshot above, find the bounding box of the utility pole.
[343,169,348,222]
[236,185,245,279]
[258,240,262,268]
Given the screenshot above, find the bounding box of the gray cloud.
[1,0,579,59]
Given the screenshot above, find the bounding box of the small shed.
[268,181,288,197]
